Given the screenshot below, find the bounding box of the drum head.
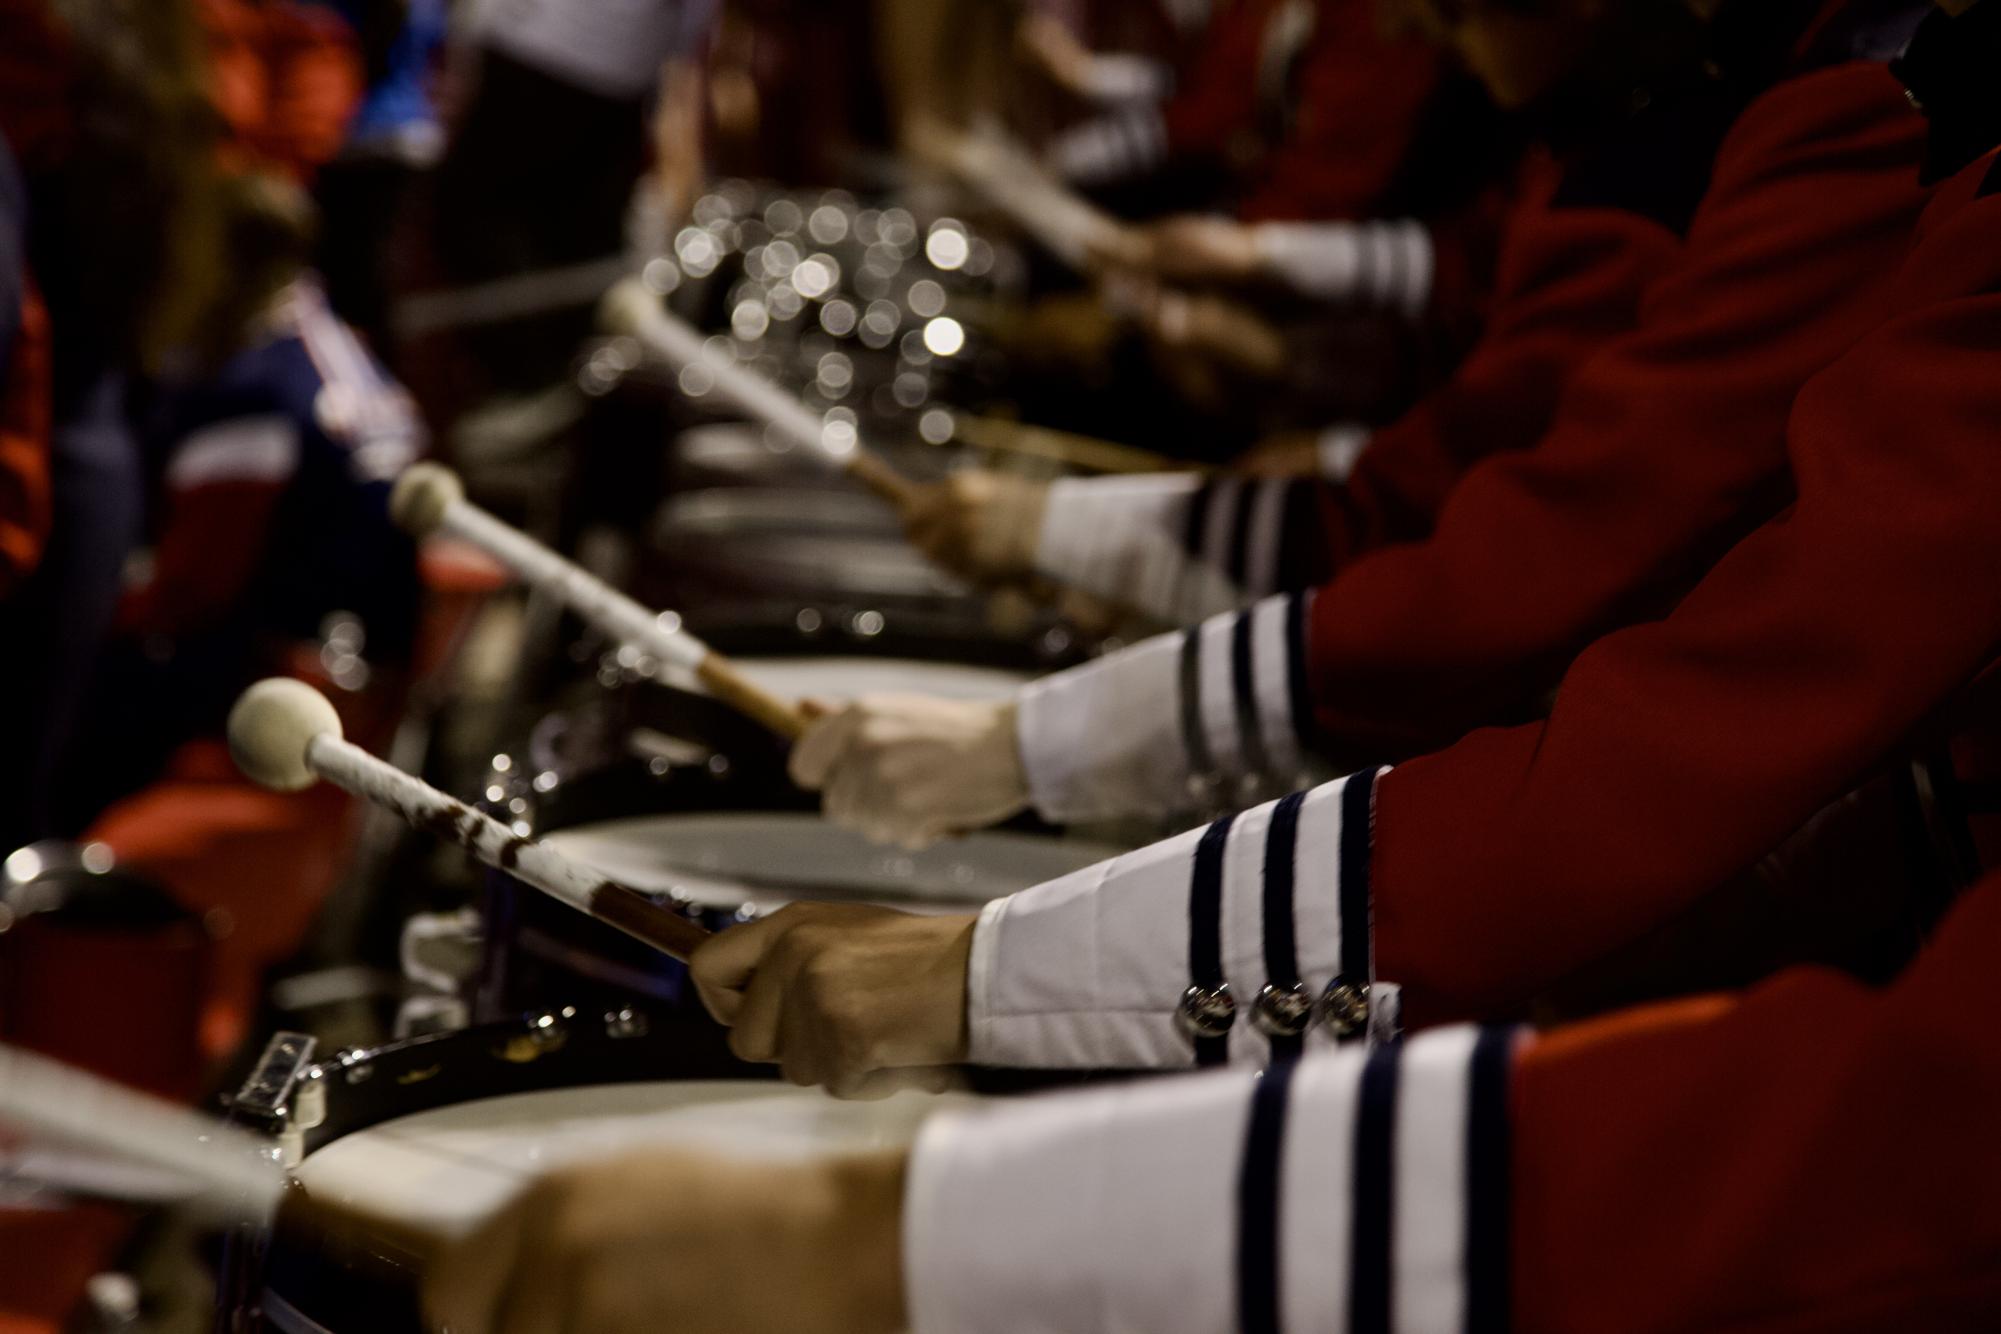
[658,654,1026,704]
[543,813,1121,913]
[295,1081,977,1241]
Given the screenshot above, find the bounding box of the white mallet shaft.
[0,1044,286,1222]
[601,281,920,511]
[228,681,711,961]
[912,121,1130,272]
[391,465,808,740]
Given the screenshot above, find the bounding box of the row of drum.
[222,525,1135,1331]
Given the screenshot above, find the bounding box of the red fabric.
[1159,0,1286,162]
[0,915,210,1101]
[0,0,77,171]
[1316,153,1681,564]
[198,0,363,181]
[89,738,357,1060]
[118,476,286,638]
[1513,871,2001,1332]
[1160,0,1451,222]
[1232,0,1446,221]
[1370,152,2001,1021]
[0,1204,132,1330]
[0,277,51,598]
[1307,61,1932,766]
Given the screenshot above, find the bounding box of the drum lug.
[279,1071,327,1168]
[605,1007,649,1040]
[227,1032,318,1137]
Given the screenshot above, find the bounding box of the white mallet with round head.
[228,679,710,961]
[389,463,807,741]
[599,280,920,510]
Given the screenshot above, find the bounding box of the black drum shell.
[240,1012,766,1334]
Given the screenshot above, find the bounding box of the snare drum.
[220,1016,984,1333]
[475,656,1125,1018]
[636,485,1083,669]
[483,799,1123,1018]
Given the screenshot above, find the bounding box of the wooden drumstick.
[907,119,1136,273]
[949,415,1201,476]
[600,280,923,513]
[0,1043,287,1222]
[228,679,712,962]
[390,464,809,741]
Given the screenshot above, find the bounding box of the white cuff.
[1253,220,1435,317]
[905,1023,1521,1334]
[1036,474,1246,626]
[1079,53,1175,106]
[1046,107,1169,186]
[1017,595,1325,825]
[1316,424,1372,482]
[968,769,1391,1071]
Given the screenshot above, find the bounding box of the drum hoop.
[260,1287,340,1334]
[515,925,685,1001]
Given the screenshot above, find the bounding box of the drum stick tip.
[229,678,342,792]
[389,463,464,537]
[598,278,656,338]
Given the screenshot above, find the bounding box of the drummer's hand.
[425,1147,908,1334]
[901,470,1050,587]
[689,903,977,1096]
[1136,215,1265,285]
[790,694,1031,848]
[1236,430,1327,478]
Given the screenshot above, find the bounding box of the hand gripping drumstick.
[229,679,711,962]
[599,279,921,512]
[0,1043,287,1222]
[390,463,809,741]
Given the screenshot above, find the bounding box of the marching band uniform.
[1047,0,1289,191]
[977,53,2001,1059]
[1025,3,1937,813]
[895,98,2001,1322]
[1033,0,1935,634]
[1032,131,1689,624]
[1051,0,1465,229]
[906,863,2001,1334]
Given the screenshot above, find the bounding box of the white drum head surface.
[295,1082,978,1239]
[659,656,1026,704]
[542,813,1122,912]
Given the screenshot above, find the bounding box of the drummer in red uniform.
[419,3,2001,1327]
[829,0,1936,830]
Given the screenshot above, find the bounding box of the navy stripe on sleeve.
[1237,1058,1300,1334]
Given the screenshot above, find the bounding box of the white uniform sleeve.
[968,768,1395,1071]
[1253,220,1436,318]
[1036,475,1323,626]
[1076,53,1176,106]
[906,1023,1520,1334]
[1017,594,1328,823]
[1046,106,1169,187]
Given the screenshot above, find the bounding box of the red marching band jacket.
[910,137,2001,1334]
[1031,0,1933,640]
[910,865,2001,1333]
[1372,143,2001,1022]
[1050,0,1453,221]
